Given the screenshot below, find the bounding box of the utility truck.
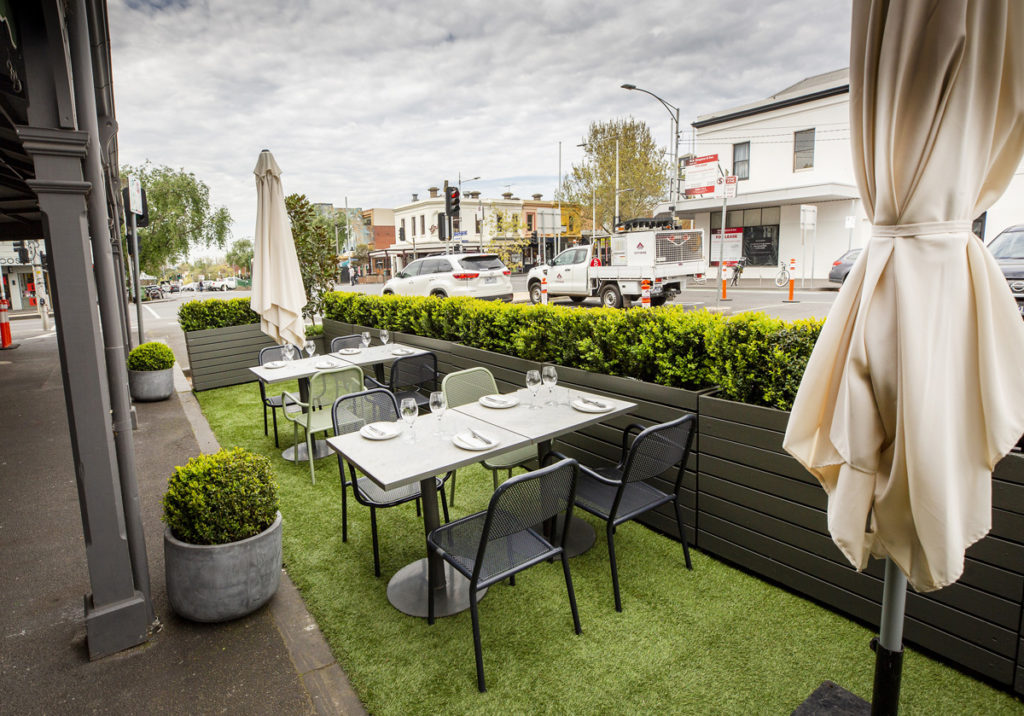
[527,219,706,308]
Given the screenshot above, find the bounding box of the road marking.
[746,301,833,313]
[144,304,160,319]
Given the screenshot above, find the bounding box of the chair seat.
[304,407,337,436]
[265,394,284,408]
[395,389,429,410]
[353,475,436,507]
[430,512,556,586]
[575,467,673,524]
[482,444,537,471]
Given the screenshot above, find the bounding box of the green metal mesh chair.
[426,457,581,692]
[282,365,364,484]
[441,367,538,504]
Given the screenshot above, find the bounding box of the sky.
[109,0,853,256]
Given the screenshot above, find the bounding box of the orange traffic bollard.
[641,278,651,308]
[0,299,13,349]
[783,258,799,303]
[541,274,548,304]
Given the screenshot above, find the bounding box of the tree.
[560,118,669,233]
[225,238,253,276]
[285,193,339,321]
[484,204,529,271]
[120,162,232,275]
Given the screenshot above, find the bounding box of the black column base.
[870,637,903,716]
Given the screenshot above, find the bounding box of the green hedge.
[322,292,824,411]
[177,297,259,332]
[127,341,175,371]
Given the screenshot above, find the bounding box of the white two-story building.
[671,68,1023,282]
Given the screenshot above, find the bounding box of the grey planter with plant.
[162,448,282,623]
[127,341,176,401]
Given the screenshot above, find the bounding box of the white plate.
[452,430,500,451]
[359,422,401,440]
[315,359,339,369]
[264,361,286,369]
[335,348,361,356]
[478,394,520,409]
[392,348,414,356]
[571,397,613,413]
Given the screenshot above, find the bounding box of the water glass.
[542,366,558,405]
[525,369,542,409]
[380,329,390,346]
[400,397,418,440]
[304,340,316,359]
[429,391,447,437]
[360,331,371,349]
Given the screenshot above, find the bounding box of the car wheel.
[528,282,543,304]
[569,296,585,304]
[221,285,228,291]
[600,284,623,309]
[382,289,394,295]
[430,290,447,299]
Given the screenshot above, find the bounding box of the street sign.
[714,175,738,199]
[683,154,719,197]
[711,228,743,263]
[800,204,817,230]
[454,231,467,238]
[128,175,143,215]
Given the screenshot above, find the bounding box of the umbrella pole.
[871,558,906,715]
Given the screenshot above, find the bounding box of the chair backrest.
[308,365,364,410]
[331,388,399,436]
[330,335,362,351]
[441,367,498,408]
[389,352,438,394]
[259,345,288,364]
[622,413,697,484]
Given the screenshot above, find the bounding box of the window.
[459,255,505,271]
[526,213,535,231]
[733,142,749,180]
[420,215,425,234]
[402,260,425,277]
[400,218,406,240]
[710,205,781,267]
[475,216,482,234]
[422,259,450,275]
[794,129,815,170]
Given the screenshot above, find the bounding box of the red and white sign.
[714,175,738,199]
[710,228,743,263]
[683,154,719,197]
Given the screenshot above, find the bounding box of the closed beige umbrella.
[251,149,305,348]
[783,1,1024,710]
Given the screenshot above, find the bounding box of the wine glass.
[400,397,418,440]
[525,369,542,409]
[282,344,297,362]
[380,329,390,347]
[542,365,558,405]
[429,391,447,437]
[360,331,371,349]
[304,339,316,359]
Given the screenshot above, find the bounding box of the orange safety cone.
[641,278,651,308]
[0,299,15,349]
[541,274,548,305]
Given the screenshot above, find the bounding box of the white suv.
[383,253,513,301]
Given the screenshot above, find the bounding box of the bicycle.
[774,264,791,288]
[729,258,747,287]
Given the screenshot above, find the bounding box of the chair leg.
[470,590,486,692]
[370,507,381,577]
[340,473,349,543]
[415,497,421,517]
[439,483,450,523]
[307,432,316,485]
[491,469,499,490]
[272,409,279,448]
[607,522,622,612]
[674,500,693,570]
[560,552,582,634]
[292,424,299,465]
[263,404,268,436]
[448,472,457,506]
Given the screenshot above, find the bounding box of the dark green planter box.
[184,323,276,391]
[323,318,706,544]
[698,393,1024,693]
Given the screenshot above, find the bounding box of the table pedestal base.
[560,516,597,557]
[387,558,487,618]
[282,438,331,462]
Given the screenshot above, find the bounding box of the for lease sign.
[683,154,719,197]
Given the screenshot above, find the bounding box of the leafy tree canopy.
[285,193,339,321]
[225,238,253,276]
[560,118,668,232]
[121,162,232,275]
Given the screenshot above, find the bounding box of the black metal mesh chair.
[426,458,581,692]
[258,345,292,447]
[330,334,362,351]
[366,351,438,411]
[567,413,697,611]
[332,389,450,577]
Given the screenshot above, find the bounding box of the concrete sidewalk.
[0,329,365,714]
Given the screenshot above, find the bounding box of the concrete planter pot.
[128,368,174,402]
[164,512,283,623]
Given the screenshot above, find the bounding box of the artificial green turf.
[197,383,1024,715]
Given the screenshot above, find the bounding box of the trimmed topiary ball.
[162,447,279,545]
[127,341,176,371]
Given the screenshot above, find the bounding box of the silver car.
[383,253,513,301]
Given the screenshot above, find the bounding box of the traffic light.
[446,186,460,216]
[437,212,447,240]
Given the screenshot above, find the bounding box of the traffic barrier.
[541,275,548,305]
[0,299,12,349]
[783,257,799,303]
[641,279,651,309]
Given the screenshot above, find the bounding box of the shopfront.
[709,206,781,267]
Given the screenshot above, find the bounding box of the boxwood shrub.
[127,341,176,371]
[177,297,259,332]
[322,291,824,411]
[162,447,278,545]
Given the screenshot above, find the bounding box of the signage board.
[683,154,719,197]
[714,175,738,199]
[710,229,743,263]
[454,231,467,238]
[800,204,817,230]
[128,175,143,215]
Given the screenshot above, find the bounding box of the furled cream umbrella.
[783,1,1024,711]
[251,149,305,348]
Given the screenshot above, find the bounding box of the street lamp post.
[459,173,481,252]
[621,83,681,202]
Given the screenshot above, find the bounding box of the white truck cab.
[527,219,705,308]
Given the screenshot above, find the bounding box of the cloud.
[109,0,852,252]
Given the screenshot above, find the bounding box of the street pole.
[130,211,144,346]
[614,140,620,229]
[673,105,681,202]
[557,140,562,255]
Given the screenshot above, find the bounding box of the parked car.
[828,248,862,284]
[382,253,513,301]
[987,224,1024,317]
[208,277,237,291]
[144,285,164,300]
[180,282,197,292]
